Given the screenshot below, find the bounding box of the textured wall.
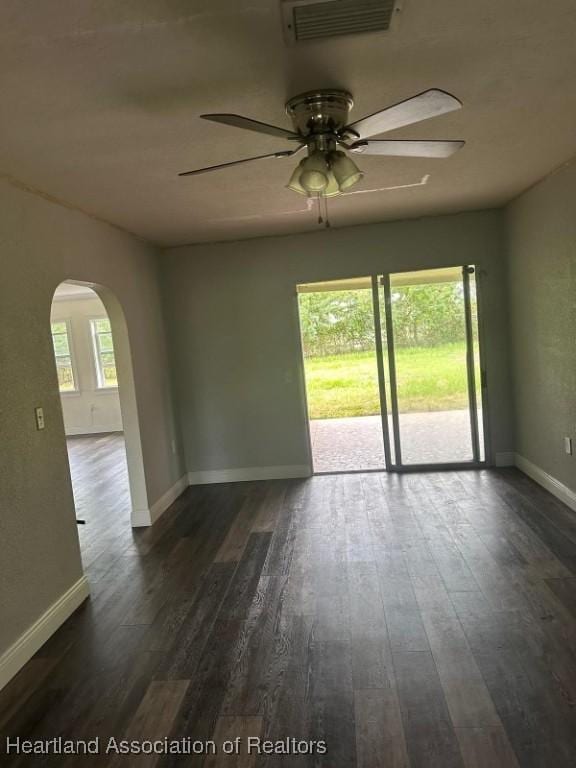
[506,161,576,491]
[0,179,183,658]
[161,209,513,475]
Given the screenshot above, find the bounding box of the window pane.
[90,318,118,387]
[102,365,118,387]
[98,332,114,352]
[56,361,75,391]
[100,352,115,366]
[52,333,70,356]
[51,323,75,391]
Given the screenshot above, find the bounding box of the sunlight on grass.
[304,343,468,419]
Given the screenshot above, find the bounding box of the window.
[90,318,118,388]
[51,321,76,392]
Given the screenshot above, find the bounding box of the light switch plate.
[565,436,573,456]
[35,407,45,430]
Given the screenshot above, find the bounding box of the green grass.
[304,342,469,419]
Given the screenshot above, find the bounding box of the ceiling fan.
[178,88,465,198]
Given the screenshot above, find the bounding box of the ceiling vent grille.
[282,0,399,44]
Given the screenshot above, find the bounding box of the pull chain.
[324,195,330,229]
[313,194,331,228]
[317,194,323,225]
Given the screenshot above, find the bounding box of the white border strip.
[188,465,311,485]
[149,474,189,523]
[64,427,123,437]
[515,454,576,513]
[0,576,90,692]
[131,507,153,527]
[131,474,188,527]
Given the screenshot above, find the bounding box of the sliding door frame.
[371,275,393,469]
[463,266,481,463]
[381,264,488,473]
[295,263,490,475]
[296,276,388,476]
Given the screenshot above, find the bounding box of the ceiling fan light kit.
[286,150,363,196]
[179,87,465,220]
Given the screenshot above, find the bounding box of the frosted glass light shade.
[286,153,346,197]
[331,151,363,191]
[286,161,307,195]
[300,152,329,193]
[323,170,342,197]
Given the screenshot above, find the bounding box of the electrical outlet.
[35,407,45,430]
[565,437,573,456]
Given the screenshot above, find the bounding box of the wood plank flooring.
[66,434,133,572]
[2,437,576,766]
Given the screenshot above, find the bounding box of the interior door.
[381,266,485,468]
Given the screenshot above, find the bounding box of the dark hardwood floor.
[66,434,133,574]
[2,436,576,766]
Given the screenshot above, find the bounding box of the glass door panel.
[297,277,386,473]
[385,266,477,466]
[468,268,485,461]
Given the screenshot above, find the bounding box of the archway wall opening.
[52,281,150,520]
[0,179,185,689]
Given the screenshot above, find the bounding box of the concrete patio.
[309,410,481,472]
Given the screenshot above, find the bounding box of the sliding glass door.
[297,277,386,473]
[381,266,484,468]
[297,265,487,473]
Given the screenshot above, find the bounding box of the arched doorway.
[49,281,150,548]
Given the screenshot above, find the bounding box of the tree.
[298,282,466,357]
[389,283,466,348]
[298,290,374,357]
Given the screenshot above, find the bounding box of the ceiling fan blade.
[178,148,300,177]
[349,139,465,158]
[201,113,300,140]
[345,89,462,140]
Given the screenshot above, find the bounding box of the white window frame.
[51,318,79,394]
[90,316,118,390]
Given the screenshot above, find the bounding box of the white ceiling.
[1,1,576,246]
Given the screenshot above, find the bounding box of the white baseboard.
[188,464,312,485]
[65,427,123,437]
[134,466,311,522]
[0,576,90,692]
[130,474,188,528]
[149,474,189,523]
[495,451,516,467]
[131,508,153,527]
[515,454,576,513]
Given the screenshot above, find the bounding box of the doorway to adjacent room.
[50,281,150,579]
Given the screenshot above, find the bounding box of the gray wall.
[0,179,184,659]
[506,161,576,491]
[161,209,513,476]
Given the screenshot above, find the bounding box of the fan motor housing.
[286,90,354,139]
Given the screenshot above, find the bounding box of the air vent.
[282,0,400,44]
